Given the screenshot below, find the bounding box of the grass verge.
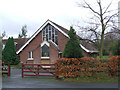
[11,63,22,69]
[62,75,118,83]
[97,56,109,59]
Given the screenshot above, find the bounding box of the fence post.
[37,65,39,76]
[8,61,10,76]
[22,63,24,78]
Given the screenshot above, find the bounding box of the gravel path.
[2,69,118,88]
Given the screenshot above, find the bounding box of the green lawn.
[58,73,119,83]
[10,63,22,69]
[97,56,109,59]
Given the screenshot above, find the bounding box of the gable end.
[17,20,69,54]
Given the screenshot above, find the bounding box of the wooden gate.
[22,63,56,77]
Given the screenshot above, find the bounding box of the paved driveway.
[2,69,118,88]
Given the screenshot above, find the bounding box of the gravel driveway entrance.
[2,69,118,88]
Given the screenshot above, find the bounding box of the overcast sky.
[0,0,118,39]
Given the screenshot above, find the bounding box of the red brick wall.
[58,31,69,52]
[19,29,69,64]
[82,49,88,57]
[19,26,89,64]
[49,44,59,63]
[19,31,42,64]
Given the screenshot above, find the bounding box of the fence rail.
[22,63,56,77]
[2,61,10,76]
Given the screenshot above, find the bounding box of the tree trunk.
[99,0,105,59]
[99,22,105,59]
[99,32,104,59]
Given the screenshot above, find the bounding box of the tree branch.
[103,0,113,15]
[78,0,100,16]
[105,13,118,28]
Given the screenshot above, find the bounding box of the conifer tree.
[2,37,19,65]
[63,26,84,58]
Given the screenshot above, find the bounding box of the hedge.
[107,56,120,76]
[55,56,120,78]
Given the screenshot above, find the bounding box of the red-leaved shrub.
[55,56,120,78]
[106,56,120,77]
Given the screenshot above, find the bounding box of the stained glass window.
[42,24,58,44]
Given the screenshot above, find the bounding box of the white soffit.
[80,44,98,53]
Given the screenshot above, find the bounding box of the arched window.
[41,44,49,57]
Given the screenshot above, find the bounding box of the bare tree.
[77,0,119,58]
[18,25,27,38]
[2,31,6,38]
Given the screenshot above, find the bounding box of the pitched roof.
[51,20,98,53]
[51,21,69,34]
[16,19,98,54]
[16,19,69,54]
[2,38,28,52]
[80,40,98,52]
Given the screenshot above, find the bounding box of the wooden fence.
[2,61,10,76]
[22,63,56,77]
